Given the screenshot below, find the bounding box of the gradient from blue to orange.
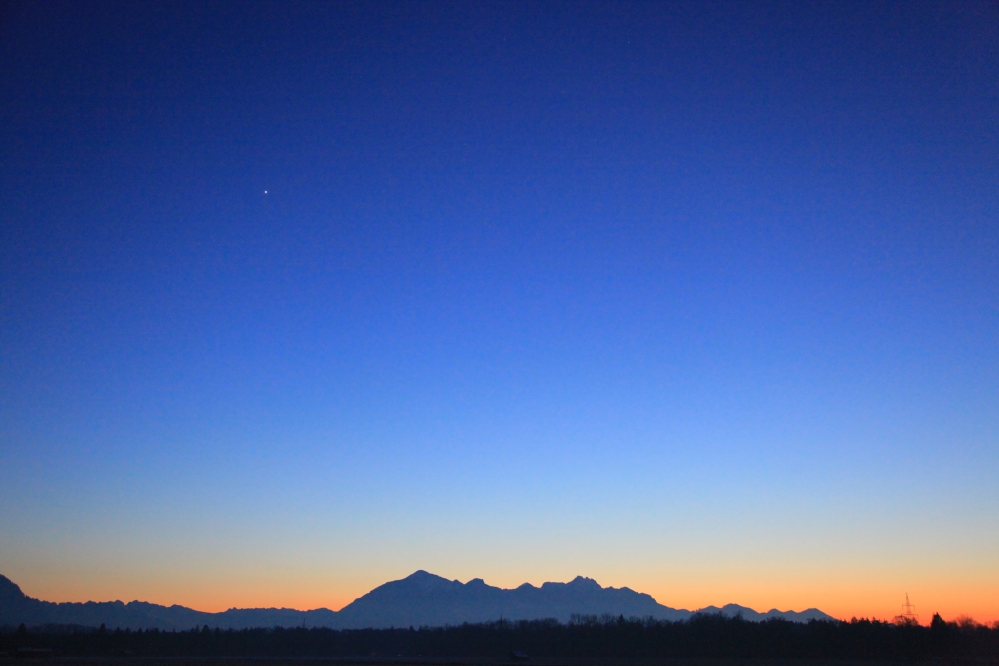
[1,1,997,624]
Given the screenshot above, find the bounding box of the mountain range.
[0,570,834,630]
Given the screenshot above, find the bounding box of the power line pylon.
[900,593,918,624]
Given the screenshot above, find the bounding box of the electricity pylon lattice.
[901,593,918,623]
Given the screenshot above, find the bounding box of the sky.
[1,0,997,624]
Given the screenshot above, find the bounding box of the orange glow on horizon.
[11,570,997,626]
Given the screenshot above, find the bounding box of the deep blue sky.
[1,1,998,620]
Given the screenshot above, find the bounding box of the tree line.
[2,613,998,661]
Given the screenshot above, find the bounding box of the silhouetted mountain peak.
[568,576,600,589]
[540,576,602,591]
[394,570,456,590]
[405,570,438,581]
[697,604,748,617]
[722,604,752,613]
[0,575,28,604]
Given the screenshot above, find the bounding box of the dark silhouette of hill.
[0,571,833,630]
[0,575,335,630]
[333,570,693,627]
[695,603,833,623]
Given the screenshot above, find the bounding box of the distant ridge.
[0,571,834,630]
[334,570,693,627]
[0,574,336,630]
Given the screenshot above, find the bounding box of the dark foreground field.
[3,615,998,663]
[0,658,996,666]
